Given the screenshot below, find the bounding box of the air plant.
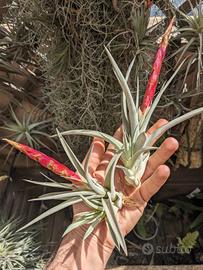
[170,1,203,91]
[58,18,203,186]
[3,18,203,254]
[0,217,42,270]
[130,1,157,74]
[4,135,126,253]
[1,106,56,153]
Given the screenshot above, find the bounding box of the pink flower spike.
[3,139,83,186]
[140,17,175,113]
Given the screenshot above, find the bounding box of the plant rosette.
[3,18,203,255]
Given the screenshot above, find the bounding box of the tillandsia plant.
[0,217,42,270]
[170,1,203,90]
[3,17,203,254]
[1,106,55,150]
[4,135,127,253]
[130,0,157,74]
[57,17,203,186]
[0,105,57,164]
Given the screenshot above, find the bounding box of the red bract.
[3,139,83,185]
[140,17,175,113]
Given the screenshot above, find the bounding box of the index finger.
[82,137,105,177]
[95,126,123,171]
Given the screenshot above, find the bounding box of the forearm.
[46,228,114,270]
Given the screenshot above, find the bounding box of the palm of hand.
[73,119,178,251]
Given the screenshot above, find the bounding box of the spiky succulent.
[3,17,203,255]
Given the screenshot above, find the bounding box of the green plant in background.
[1,106,55,151]
[134,203,166,240]
[177,231,199,254]
[170,192,203,230]
[127,3,158,74]
[171,1,203,91]
[0,217,43,270]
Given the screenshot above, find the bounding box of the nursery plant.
[3,17,203,255]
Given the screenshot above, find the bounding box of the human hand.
[47,119,179,270]
[72,118,179,253]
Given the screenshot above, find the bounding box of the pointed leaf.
[190,212,203,229]
[86,173,106,196]
[84,212,104,240]
[130,147,158,168]
[23,179,73,189]
[63,218,91,237]
[121,93,130,136]
[19,198,82,231]
[133,132,148,151]
[81,195,103,211]
[102,193,127,255]
[31,191,95,201]
[53,129,122,150]
[104,153,122,199]
[170,199,203,212]
[84,143,93,174]
[63,211,97,237]
[105,47,138,136]
[140,60,186,132]
[125,56,136,82]
[56,129,87,181]
[146,107,203,147]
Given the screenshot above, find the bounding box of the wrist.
[46,221,114,270]
[73,221,115,269]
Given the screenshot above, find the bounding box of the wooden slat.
[179,0,197,13]
[155,166,203,200]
